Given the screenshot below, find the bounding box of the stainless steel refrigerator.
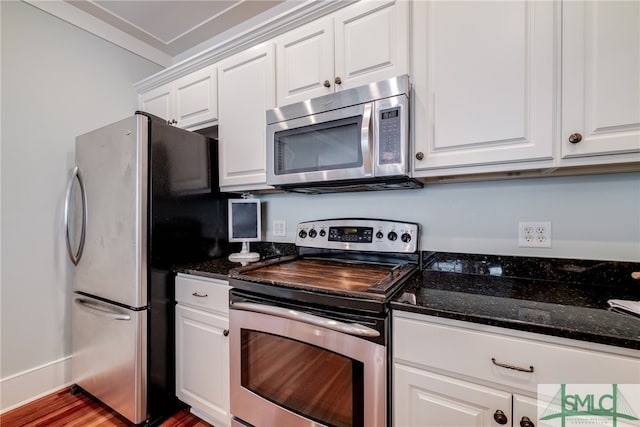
[64,112,228,424]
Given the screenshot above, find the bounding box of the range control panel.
[295,219,419,253]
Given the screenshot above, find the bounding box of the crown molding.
[134,0,355,92]
[24,0,172,67]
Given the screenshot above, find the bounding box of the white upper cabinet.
[276,18,334,106]
[334,0,408,90]
[173,66,218,129]
[561,1,640,159]
[138,65,217,130]
[218,43,276,191]
[412,1,557,175]
[139,84,173,122]
[275,0,409,106]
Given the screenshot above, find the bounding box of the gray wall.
[261,172,640,262]
[1,0,161,398]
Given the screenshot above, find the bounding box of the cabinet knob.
[494,410,508,425]
[223,329,229,337]
[334,76,342,85]
[520,416,535,427]
[568,133,583,144]
[415,152,425,161]
[324,80,331,88]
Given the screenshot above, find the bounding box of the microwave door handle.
[361,103,373,176]
[231,302,380,338]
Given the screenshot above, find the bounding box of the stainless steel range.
[228,218,420,427]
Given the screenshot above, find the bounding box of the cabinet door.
[394,364,512,427]
[412,1,556,174]
[513,394,539,427]
[334,0,409,91]
[276,18,334,106]
[174,65,218,129]
[562,1,640,158]
[218,43,275,191]
[139,84,172,122]
[176,304,230,427]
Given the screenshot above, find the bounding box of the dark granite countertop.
[392,252,640,350]
[175,246,640,350]
[175,242,299,280]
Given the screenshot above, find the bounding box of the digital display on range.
[328,226,373,243]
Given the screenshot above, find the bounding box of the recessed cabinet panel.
[276,19,334,106]
[176,305,230,427]
[394,364,512,427]
[139,85,172,122]
[334,0,408,91]
[562,1,640,158]
[412,0,555,173]
[174,66,218,129]
[275,0,408,107]
[218,43,275,190]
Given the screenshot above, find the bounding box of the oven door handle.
[231,302,381,338]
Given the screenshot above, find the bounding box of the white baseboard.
[0,356,72,413]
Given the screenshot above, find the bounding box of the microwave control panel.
[296,218,419,253]
[378,107,402,165]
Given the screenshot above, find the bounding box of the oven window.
[241,329,364,427]
[274,116,363,175]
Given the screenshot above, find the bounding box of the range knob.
[401,233,412,243]
[298,229,307,239]
[309,229,317,238]
[376,231,384,239]
[387,231,398,241]
[319,229,326,237]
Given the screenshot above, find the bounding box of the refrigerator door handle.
[64,166,87,265]
[74,297,131,321]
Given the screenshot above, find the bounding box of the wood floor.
[0,387,213,427]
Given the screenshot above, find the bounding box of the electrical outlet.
[273,220,286,237]
[518,221,551,248]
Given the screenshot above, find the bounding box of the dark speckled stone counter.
[175,242,299,280]
[392,252,640,350]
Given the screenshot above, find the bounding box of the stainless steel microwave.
[266,75,422,194]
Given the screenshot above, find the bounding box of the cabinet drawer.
[393,313,640,393]
[175,274,230,314]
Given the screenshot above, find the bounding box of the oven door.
[266,103,374,187]
[229,297,386,427]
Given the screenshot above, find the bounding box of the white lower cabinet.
[395,365,513,427]
[175,274,231,427]
[393,311,640,427]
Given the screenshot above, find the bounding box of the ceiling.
[26,0,296,66]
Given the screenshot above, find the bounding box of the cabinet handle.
[334,76,342,85]
[324,80,331,88]
[493,410,508,425]
[223,329,229,337]
[192,292,208,298]
[491,357,534,373]
[415,152,424,161]
[568,133,583,144]
[520,416,535,427]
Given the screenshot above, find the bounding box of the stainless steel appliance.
[266,75,422,194]
[228,218,420,427]
[64,112,228,425]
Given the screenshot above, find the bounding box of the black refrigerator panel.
[144,113,229,421]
